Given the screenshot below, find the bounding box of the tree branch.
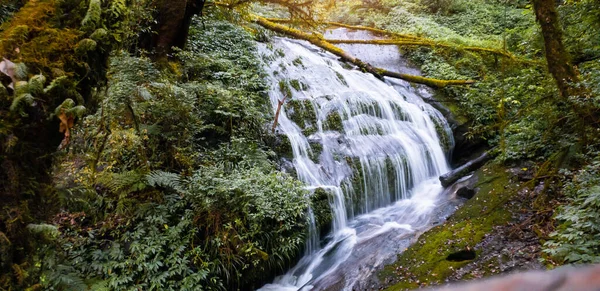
[265,18,541,65]
[253,16,475,88]
[265,17,420,40]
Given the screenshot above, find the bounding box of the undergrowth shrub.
[35,18,313,290]
[544,153,600,264]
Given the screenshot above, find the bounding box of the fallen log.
[439,151,494,187]
[253,16,475,88]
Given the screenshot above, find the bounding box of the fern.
[14,62,27,80]
[146,171,186,193]
[28,74,46,95]
[43,76,69,95]
[10,93,34,115]
[54,98,86,117]
[13,80,28,96]
[544,159,600,264]
[98,170,147,194]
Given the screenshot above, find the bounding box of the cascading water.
[259,29,457,291]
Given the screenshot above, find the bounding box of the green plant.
[544,155,600,264]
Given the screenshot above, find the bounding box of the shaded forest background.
[0,0,599,290]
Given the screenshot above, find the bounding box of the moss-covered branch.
[253,16,475,88]
[326,39,540,64]
[265,17,420,40]
[263,18,541,64]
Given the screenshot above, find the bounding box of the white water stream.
[258,30,456,291]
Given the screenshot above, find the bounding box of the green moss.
[279,80,292,97]
[290,79,302,91]
[311,187,333,237]
[380,164,518,290]
[389,102,407,120]
[275,48,285,57]
[345,157,366,213]
[308,142,323,163]
[286,99,317,131]
[432,117,452,153]
[75,38,97,56]
[288,79,309,92]
[335,71,348,86]
[81,0,101,33]
[324,111,344,132]
[90,28,108,43]
[292,56,304,67]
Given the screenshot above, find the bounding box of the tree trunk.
[151,0,205,56]
[532,0,599,127]
[532,0,580,99]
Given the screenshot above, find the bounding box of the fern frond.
[98,170,146,194]
[28,74,46,95]
[10,93,34,115]
[146,171,185,193]
[44,76,69,94]
[14,62,27,80]
[13,80,29,96]
[67,105,87,117]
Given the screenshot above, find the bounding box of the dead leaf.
[0,57,17,89]
[58,109,75,150]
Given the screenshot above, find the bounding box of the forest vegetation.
[0,0,599,290]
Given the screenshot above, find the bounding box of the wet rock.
[456,186,475,199]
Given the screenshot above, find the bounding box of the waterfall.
[258,33,454,291]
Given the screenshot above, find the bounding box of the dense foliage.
[544,152,600,264]
[31,19,310,290]
[2,0,600,289]
[0,1,317,288]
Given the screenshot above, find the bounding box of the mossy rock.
[389,101,407,120]
[432,116,453,153]
[311,187,333,237]
[308,142,323,163]
[335,70,348,86]
[379,164,518,290]
[273,134,293,159]
[344,157,366,214]
[289,79,309,91]
[323,111,344,132]
[286,99,317,131]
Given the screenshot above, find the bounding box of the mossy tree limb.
[325,39,541,64]
[253,16,475,88]
[264,17,421,40]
